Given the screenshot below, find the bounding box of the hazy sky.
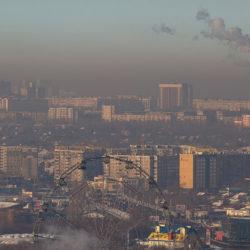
[1,0,250,97]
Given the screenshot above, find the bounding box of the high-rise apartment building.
[54,146,85,182]
[179,154,194,189]
[54,146,104,182]
[0,81,12,97]
[17,80,55,99]
[104,147,180,190]
[219,154,250,187]
[179,153,250,191]
[242,115,250,128]
[0,146,38,180]
[0,98,9,111]
[179,153,223,191]
[102,105,115,122]
[0,147,8,173]
[159,83,192,111]
[27,81,37,99]
[104,154,154,180]
[154,155,179,189]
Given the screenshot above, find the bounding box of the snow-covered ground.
[0,234,54,245]
[0,202,19,209]
[0,234,34,245]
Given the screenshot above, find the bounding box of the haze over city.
[1,1,250,250]
[1,0,250,97]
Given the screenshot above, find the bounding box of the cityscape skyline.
[1,2,250,249]
[1,1,250,98]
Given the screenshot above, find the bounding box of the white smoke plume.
[196,9,250,52]
[42,227,99,250]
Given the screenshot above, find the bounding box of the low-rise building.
[48,107,78,123]
[193,99,250,111]
[101,105,171,123]
[48,97,98,110]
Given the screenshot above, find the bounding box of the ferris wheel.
[33,155,172,249]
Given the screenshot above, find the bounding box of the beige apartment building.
[193,99,250,111]
[159,83,193,111]
[179,154,194,189]
[54,146,85,182]
[104,154,154,180]
[48,97,98,110]
[101,105,171,123]
[48,107,78,123]
[242,115,250,128]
